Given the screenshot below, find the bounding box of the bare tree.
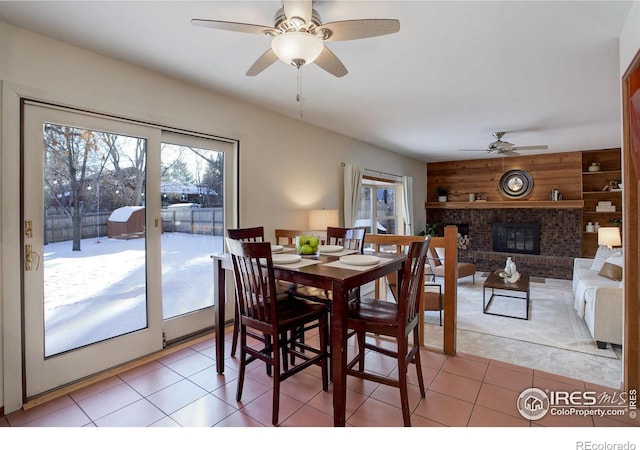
[44,125,100,251]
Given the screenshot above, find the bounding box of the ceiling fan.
[191,0,400,78]
[458,132,549,156]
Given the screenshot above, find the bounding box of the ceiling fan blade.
[284,0,312,25]
[510,145,549,151]
[502,150,521,156]
[313,47,348,77]
[320,19,400,42]
[245,48,279,76]
[458,149,486,152]
[191,19,275,36]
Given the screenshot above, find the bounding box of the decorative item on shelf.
[468,193,475,202]
[596,201,616,212]
[435,186,451,202]
[588,162,601,172]
[594,222,600,232]
[609,218,622,227]
[548,189,563,201]
[586,221,595,233]
[475,192,486,202]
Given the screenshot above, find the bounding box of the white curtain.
[402,175,414,235]
[343,163,363,227]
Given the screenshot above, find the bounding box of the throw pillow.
[598,253,623,281]
[599,263,622,281]
[590,246,614,272]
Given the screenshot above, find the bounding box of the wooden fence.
[44,207,224,244]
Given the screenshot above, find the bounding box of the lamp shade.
[309,209,339,230]
[597,227,621,248]
[271,31,323,66]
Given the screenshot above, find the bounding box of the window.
[355,177,402,235]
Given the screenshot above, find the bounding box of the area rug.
[423,274,619,359]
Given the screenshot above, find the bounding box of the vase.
[438,196,447,202]
[588,162,601,172]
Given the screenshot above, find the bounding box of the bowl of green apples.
[295,235,320,256]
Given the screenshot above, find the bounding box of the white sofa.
[572,257,623,348]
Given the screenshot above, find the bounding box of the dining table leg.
[331,283,348,427]
[213,257,226,374]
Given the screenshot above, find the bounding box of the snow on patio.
[43,233,224,356]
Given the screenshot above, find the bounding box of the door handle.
[25,244,41,271]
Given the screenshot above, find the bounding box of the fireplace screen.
[492,223,540,255]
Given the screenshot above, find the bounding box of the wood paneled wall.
[426,152,583,203]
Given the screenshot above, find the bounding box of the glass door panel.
[23,103,163,397]
[160,133,231,342]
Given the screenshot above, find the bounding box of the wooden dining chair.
[345,237,431,426]
[225,238,329,426]
[227,226,266,358]
[326,226,367,253]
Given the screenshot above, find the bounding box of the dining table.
[211,246,408,427]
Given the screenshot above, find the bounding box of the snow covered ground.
[43,233,223,355]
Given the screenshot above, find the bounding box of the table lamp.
[308,209,339,230]
[597,226,621,249]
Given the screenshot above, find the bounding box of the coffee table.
[483,270,531,320]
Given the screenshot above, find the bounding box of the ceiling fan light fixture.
[271,31,323,67]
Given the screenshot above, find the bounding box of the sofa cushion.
[590,246,614,272]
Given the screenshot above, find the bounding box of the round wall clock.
[498,169,533,198]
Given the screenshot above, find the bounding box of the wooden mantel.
[426,200,584,209]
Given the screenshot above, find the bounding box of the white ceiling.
[0,1,634,162]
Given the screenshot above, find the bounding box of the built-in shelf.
[582,170,622,175]
[425,200,584,210]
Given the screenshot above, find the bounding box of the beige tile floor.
[1,327,638,429]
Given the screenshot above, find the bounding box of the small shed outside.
[107,206,146,239]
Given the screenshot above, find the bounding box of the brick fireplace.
[426,208,581,279]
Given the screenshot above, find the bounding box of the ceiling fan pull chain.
[297,65,304,119]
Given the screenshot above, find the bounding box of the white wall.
[620,1,640,74]
[0,22,427,412]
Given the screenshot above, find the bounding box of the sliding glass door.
[21,103,237,398]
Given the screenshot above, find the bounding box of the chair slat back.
[326,227,367,253]
[398,237,431,326]
[363,234,428,299]
[226,238,278,328]
[228,226,265,242]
